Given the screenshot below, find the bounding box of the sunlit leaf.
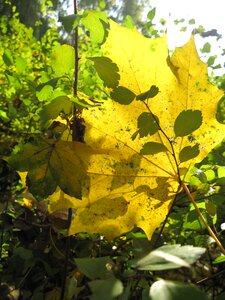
[36,85,53,102]
[149,280,208,300]
[147,8,156,21]
[51,44,75,76]
[131,244,205,271]
[27,21,225,240]
[123,15,135,29]
[15,56,27,73]
[81,10,108,44]
[3,49,13,66]
[40,96,72,121]
[9,140,100,198]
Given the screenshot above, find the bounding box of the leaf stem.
[143,101,181,178]
[181,182,225,255]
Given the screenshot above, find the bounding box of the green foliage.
[0,10,59,147]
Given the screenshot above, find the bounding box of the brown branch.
[60,1,79,299]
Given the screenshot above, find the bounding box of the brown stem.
[60,208,73,300]
[181,182,225,255]
[60,1,79,299]
[73,0,78,98]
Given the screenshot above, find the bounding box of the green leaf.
[3,49,13,66]
[110,86,136,104]
[0,110,9,122]
[174,110,202,137]
[5,72,21,90]
[36,85,53,102]
[59,14,83,32]
[194,235,214,248]
[207,55,217,67]
[179,144,200,163]
[91,57,120,88]
[132,245,205,271]
[40,96,72,121]
[213,255,225,264]
[51,44,75,76]
[147,7,156,21]
[201,42,211,53]
[123,15,135,29]
[136,85,159,101]
[99,0,106,9]
[204,169,215,181]
[88,277,123,300]
[149,280,209,300]
[140,142,168,155]
[205,199,216,217]
[75,256,114,280]
[217,166,225,178]
[81,10,108,44]
[183,205,213,231]
[9,139,91,198]
[65,276,77,299]
[9,142,57,197]
[15,56,27,73]
[137,112,159,138]
[189,18,196,24]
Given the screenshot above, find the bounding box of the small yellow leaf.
[17,197,33,208]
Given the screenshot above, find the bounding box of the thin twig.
[60,208,73,300]
[60,1,79,299]
[152,186,181,248]
[182,182,225,255]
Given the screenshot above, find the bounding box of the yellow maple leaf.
[49,21,224,240]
